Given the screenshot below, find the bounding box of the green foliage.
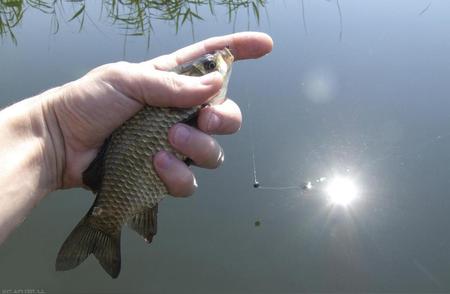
[0,0,267,45]
[0,0,25,45]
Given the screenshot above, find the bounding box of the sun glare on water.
[325,176,359,207]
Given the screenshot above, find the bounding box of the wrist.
[0,89,66,243]
[0,87,65,196]
[37,86,68,192]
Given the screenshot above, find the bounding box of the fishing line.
[247,97,317,192]
[247,97,260,188]
[257,185,303,191]
[247,93,450,192]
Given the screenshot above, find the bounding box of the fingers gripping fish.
[55,48,234,278]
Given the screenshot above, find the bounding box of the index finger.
[149,32,273,70]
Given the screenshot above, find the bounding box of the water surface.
[2,0,450,293]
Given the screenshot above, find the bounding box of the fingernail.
[200,71,221,85]
[207,112,220,132]
[155,151,173,170]
[173,124,190,147]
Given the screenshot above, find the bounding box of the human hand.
[40,32,273,196]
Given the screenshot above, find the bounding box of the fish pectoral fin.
[82,136,111,193]
[56,216,121,279]
[128,205,158,244]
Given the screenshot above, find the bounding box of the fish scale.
[96,106,198,230]
[55,48,234,278]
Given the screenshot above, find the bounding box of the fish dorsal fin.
[82,136,111,193]
[128,205,158,243]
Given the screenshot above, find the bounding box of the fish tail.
[55,216,121,278]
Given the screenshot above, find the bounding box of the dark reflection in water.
[0,0,266,44]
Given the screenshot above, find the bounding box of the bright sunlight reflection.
[325,176,359,207]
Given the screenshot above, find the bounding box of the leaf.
[51,14,60,34]
[68,3,85,22]
[8,28,17,45]
[181,8,190,25]
[207,0,215,15]
[189,9,203,20]
[252,2,260,24]
[3,0,22,8]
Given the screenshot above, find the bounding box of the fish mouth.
[221,47,235,65]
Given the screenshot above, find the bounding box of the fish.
[55,48,234,278]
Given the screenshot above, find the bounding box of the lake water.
[2,0,450,293]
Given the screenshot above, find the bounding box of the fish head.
[173,47,234,105]
[207,47,234,105]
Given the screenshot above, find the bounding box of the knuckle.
[109,61,132,77]
[106,61,129,73]
[90,61,132,82]
[164,73,183,97]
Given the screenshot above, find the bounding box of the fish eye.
[204,60,217,71]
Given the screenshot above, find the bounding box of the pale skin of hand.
[0,32,273,244]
